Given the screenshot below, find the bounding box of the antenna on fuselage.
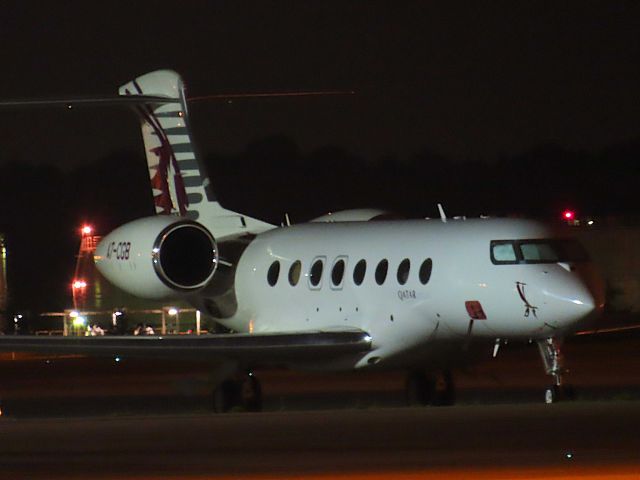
[437,204,447,223]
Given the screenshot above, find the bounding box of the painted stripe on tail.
[118,70,273,238]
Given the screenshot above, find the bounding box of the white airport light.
[168,307,178,316]
[69,310,79,318]
[73,315,87,327]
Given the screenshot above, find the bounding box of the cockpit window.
[520,241,559,262]
[491,241,518,263]
[491,238,589,265]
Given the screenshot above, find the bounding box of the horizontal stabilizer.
[0,95,178,109]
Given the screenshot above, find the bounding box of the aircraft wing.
[573,314,640,336]
[0,330,371,363]
[574,324,640,336]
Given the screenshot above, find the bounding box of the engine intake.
[95,216,218,299]
[154,221,218,290]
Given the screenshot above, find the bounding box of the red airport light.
[562,210,575,221]
[81,225,93,236]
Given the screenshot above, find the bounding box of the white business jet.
[0,70,604,410]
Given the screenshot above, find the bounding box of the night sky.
[1,1,639,315]
[1,1,639,165]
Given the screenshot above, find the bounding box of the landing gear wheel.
[544,385,558,404]
[544,384,575,404]
[434,370,455,406]
[213,379,240,413]
[406,370,455,407]
[406,371,435,406]
[563,384,576,401]
[212,373,263,413]
[240,373,262,412]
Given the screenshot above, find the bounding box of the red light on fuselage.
[563,210,575,220]
[72,280,87,289]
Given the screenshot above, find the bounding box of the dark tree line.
[207,136,640,223]
[1,136,638,314]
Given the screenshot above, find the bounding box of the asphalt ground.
[1,403,640,479]
[0,331,639,478]
[2,330,640,416]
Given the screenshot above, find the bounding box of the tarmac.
[1,403,640,479]
[0,330,639,478]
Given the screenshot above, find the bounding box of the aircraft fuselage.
[206,218,603,369]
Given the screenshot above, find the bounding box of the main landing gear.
[212,371,262,413]
[537,337,574,404]
[406,370,455,407]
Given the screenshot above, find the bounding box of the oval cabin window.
[289,260,301,286]
[353,259,366,285]
[397,258,410,285]
[375,259,389,285]
[331,259,345,287]
[267,261,280,286]
[309,259,324,287]
[419,258,433,284]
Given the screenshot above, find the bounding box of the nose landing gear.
[537,337,574,403]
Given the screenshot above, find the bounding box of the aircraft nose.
[571,264,607,330]
[542,267,605,330]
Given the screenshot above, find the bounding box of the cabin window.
[267,261,280,286]
[331,258,346,287]
[309,258,324,287]
[288,260,301,286]
[419,258,432,284]
[397,258,410,285]
[375,259,388,285]
[353,259,366,285]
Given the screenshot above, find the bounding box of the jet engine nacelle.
[95,216,218,299]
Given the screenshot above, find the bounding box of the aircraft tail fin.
[119,70,273,238]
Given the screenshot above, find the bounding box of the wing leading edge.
[0,330,372,362]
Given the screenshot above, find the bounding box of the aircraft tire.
[240,373,262,412]
[405,371,435,406]
[433,370,456,406]
[545,384,575,404]
[213,379,240,413]
[213,374,263,413]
